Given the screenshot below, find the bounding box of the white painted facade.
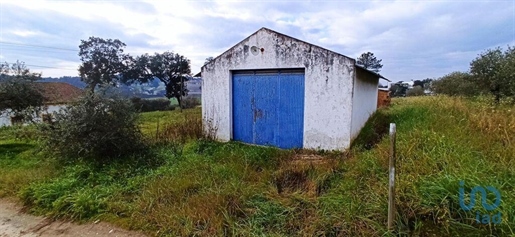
[201,28,382,151]
[0,105,66,127]
[350,68,380,141]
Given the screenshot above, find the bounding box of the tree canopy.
[78,37,132,92]
[132,52,191,109]
[0,61,45,122]
[77,37,192,108]
[357,52,383,73]
[429,45,515,101]
[204,57,214,65]
[431,71,484,97]
[470,46,515,102]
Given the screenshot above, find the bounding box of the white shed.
[201,27,386,151]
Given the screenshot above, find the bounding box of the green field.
[0,97,513,236]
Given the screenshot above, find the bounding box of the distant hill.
[40,76,87,89]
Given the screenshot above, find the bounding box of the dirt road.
[0,199,145,237]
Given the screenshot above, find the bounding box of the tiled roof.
[33,82,83,104]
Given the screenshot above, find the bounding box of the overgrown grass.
[0,96,513,236]
[337,96,515,236]
[0,126,56,198]
[139,107,201,136]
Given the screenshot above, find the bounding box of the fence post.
[388,123,397,231]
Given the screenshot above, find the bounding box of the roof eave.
[355,65,390,82]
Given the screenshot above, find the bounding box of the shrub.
[431,71,485,97]
[0,78,45,123]
[40,93,147,163]
[406,85,425,97]
[130,97,174,112]
[470,46,515,102]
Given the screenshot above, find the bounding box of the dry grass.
[154,115,203,144]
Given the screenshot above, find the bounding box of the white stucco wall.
[350,69,380,140]
[0,105,66,127]
[202,28,375,150]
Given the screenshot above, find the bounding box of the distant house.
[0,82,83,126]
[34,82,83,105]
[201,27,388,151]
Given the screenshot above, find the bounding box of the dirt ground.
[0,199,145,237]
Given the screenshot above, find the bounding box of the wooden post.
[388,123,397,231]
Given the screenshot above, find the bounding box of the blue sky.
[0,0,513,82]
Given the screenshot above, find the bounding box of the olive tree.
[470,46,515,102]
[130,52,191,109]
[78,37,132,93]
[41,92,146,163]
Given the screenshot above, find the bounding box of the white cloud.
[11,30,41,37]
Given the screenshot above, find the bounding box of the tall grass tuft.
[154,115,203,144]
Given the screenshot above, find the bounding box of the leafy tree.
[357,52,383,73]
[431,71,484,97]
[0,61,44,122]
[131,52,191,109]
[421,78,433,90]
[78,37,132,93]
[413,80,424,88]
[389,82,409,97]
[406,85,425,96]
[389,83,399,96]
[204,57,214,65]
[470,46,515,102]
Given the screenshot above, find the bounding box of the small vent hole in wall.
[251,46,259,55]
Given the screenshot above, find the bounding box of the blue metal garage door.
[232,69,304,149]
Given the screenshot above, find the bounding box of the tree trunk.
[492,85,501,104]
[86,83,97,94]
[176,95,182,112]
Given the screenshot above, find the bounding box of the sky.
[0,0,514,82]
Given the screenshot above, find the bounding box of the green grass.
[0,126,57,197]
[0,97,514,236]
[139,107,201,136]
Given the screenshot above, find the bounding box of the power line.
[0,45,78,54]
[29,65,76,70]
[0,41,77,52]
[26,64,77,71]
[3,62,77,71]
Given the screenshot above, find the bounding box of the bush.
[470,46,515,102]
[41,93,147,163]
[431,71,485,97]
[181,97,200,109]
[130,97,174,112]
[406,85,425,97]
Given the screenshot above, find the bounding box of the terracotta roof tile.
[33,82,83,104]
